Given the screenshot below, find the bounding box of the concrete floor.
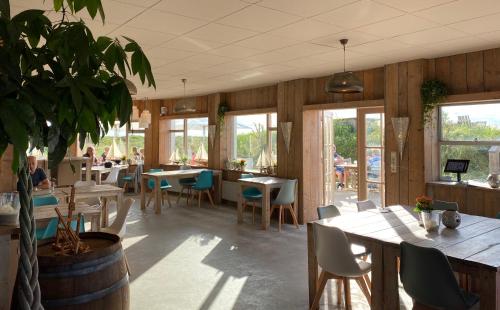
[108,196,411,310]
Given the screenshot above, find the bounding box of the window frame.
[231,112,277,171]
[167,117,209,165]
[437,102,500,181]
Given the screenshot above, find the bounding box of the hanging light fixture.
[174,78,196,113]
[138,98,151,129]
[132,105,140,121]
[325,38,363,93]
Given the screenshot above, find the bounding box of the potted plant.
[0,1,155,308]
[414,196,440,232]
[180,155,189,169]
[217,102,229,132]
[239,159,246,171]
[421,79,448,125]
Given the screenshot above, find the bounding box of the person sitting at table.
[333,144,345,189]
[28,156,51,189]
[132,147,141,161]
[101,146,110,162]
[83,146,98,166]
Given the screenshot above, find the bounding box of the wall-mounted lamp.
[391,117,409,160]
[280,122,293,154]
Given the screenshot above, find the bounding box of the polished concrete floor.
[109,196,411,310]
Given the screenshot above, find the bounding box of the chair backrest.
[33,195,59,207]
[356,200,376,212]
[195,170,213,189]
[241,173,254,179]
[74,180,96,188]
[497,212,500,219]
[432,200,458,211]
[400,242,469,309]
[273,179,297,205]
[107,198,134,238]
[313,223,365,277]
[317,205,341,220]
[104,166,121,183]
[147,169,169,188]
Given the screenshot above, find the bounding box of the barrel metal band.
[42,274,129,307]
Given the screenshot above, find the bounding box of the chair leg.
[363,273,371,289]
[146,194,152,207]
[165,190,172,208]
[198,190,202,208]
[336,279,343,305]
[269,205,276,219]
[252,201,256,224]
[287,204,299,228]
[355,276,371,305]
[310,271,329,310]
[206,190,215,207]
[123,182,128,193]
[177,187,184,205]
[343,278,351,309]
[278,205,283,232]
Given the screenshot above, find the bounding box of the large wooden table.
[237,176,296,230]
[82,164,128,184]
[140,169,222,214]
[33,185,123,227]
[307,205,500,309]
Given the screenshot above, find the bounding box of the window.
[168,117,208,166]
[82,121,145,162]
[439,103,500,182]
[233,113,277,171]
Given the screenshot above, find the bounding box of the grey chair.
[317,205,370,259]
[270,179,299,231]
[400,241,479,310]
[432,200,459,211]
[356,200,377,212]
[495,212,500,219]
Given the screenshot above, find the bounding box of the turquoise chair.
[240,173,263,224]
[147,169,172,208]
[33,195,84,240]
[177,166,197,206]
[192,170,214,208]
[270,179,299,231]
[400,241,479,309]
[496,212,500,219]
[316,205,370,259]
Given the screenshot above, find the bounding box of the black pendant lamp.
[325,38,363,93]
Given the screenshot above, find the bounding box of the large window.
[168,117,208,165]
[82,121,145,162]
[233,113,277,171]
[439,103,500,182]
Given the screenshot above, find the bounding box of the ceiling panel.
[160,37,224,52]
[127,10,207,35]
[311,30,381,48]
[187,23,257,44]
[208,45,263,58]
[114,0,159,8]
[372,0,455,13]
[154,0,249,21]
[270,19,344,41]
[257,0,357,17]
[396,26,467,45]
[313,1,405,28]
[235,33,299,51]
[217,5,301,32]
[184,54,233,66]
[357,14,438,38]
[110,26,176,49]
[415,0,500,24]
[449,13,500,35]
[350,39,412,55]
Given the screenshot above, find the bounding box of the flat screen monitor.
[444,159,469,174]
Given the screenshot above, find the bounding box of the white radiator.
[222,181,240,202]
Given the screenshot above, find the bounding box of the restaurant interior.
[1,0,500,309]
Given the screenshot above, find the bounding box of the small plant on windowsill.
[239,159,246,171]
[421,79,448,125]
[180,156,188,166]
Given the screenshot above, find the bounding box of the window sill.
[427,180,499,191]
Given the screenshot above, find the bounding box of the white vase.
[421,211,441,232]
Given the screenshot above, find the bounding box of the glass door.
[358,108,385,207]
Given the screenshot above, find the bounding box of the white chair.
[356,199,377,212]
[310,223,371,309]
[74,180,100,206]
[100,198,134,239]
[102,166,121,185]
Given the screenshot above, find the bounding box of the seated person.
[28,156,50,189]
[83,146,98,166]
[333,144,345,189]
[101,146,110,162]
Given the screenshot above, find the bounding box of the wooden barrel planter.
[37,232,129,310]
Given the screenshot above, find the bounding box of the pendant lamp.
[325,39,363,93]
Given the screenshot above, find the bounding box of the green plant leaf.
[53,0,63,12]
[0,0,10,20]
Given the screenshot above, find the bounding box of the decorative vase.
[421,211,441,232]
[487,173,500,188]
[442,210,461,229]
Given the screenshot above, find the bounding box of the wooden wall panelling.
[434,56,451,89]
[143,99,161,169]
[483,48,500,92]
[158,119,170,164]
[449,54,467,94]
[384,63,399,206]
[398,62,409,205]
[407,60,426,203]
[225,85,276,111]
[466,51,484,93]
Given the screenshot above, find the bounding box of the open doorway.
[322,107,385,209]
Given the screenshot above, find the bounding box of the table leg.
[262,185,270,230]
[117,192,123,213]
[96,171,101,185]
[370,242,384,310]
[307,222,319,309]
[237,184,243,224]
[140,176,146,211]
[154,177,161,214]
[383,245,400,309]
[215,173,222,204]
[101,198,108,227]
[479,269,500,310]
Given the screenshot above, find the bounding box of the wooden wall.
[225,85,276,111]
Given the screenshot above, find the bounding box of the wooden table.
[307,205,500,310]
[237,177,296,230]
[82,164,128,184]
[34,203,101,231]
[140,169,222,214]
